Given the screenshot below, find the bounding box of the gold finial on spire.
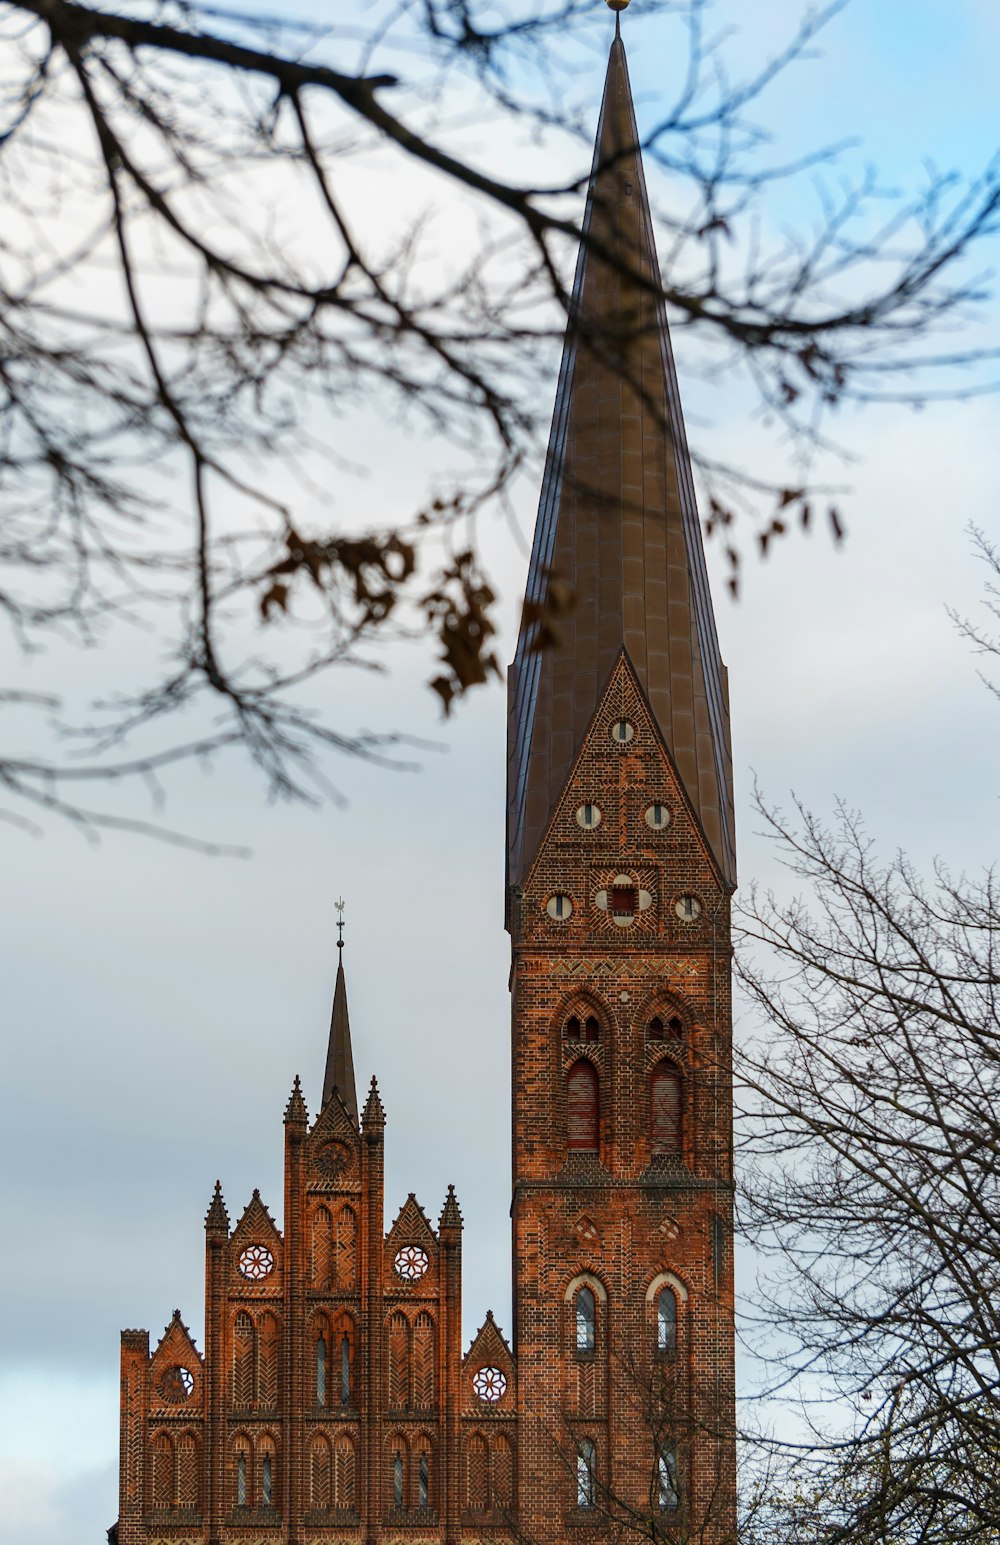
[605,0,631,9]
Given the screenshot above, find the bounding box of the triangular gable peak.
[229,1188,283,1289]
[463,1311,516,1413]
[522,649,728,902]
[148,1310,204,1415]
[507,35,735,896]
[307,1089,363,1191]
[385,1192,439,1291]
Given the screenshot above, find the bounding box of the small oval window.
[675,895,703,922]
[547,894,574,921]
[645,803,671,830]
[576,803,602,830]
[610,719,635,745]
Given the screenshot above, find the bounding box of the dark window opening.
[262,1455,273,1506]
[564,1015,581,1040]
[418,1454,429,1507]
[575,1286,596,1352]
[648,1016,664,1041]
[316,1335,327,1406]
[611,885,636,918]
[567,1061,599,1152]
[651,1064,682,1154]
[393,1451,405,1509]
[341,1335,350,1406]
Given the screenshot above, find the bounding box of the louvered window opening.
[567,1062,599,1151]
[650,1065,681,1154]
[611,885,636,918]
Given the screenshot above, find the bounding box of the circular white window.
[238,1244,275,1281]
[546,893,574,921]
[472,1366,508,1402]
[645,803,671,830]
[394,1245,429,1281]
[610,718,635,745]
[159,1365,195,1403]
[675,894,703,922]
[576,803,602,830]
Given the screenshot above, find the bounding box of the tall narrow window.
[316,1333,327,1406]
[312,1204,333,1289]
[393,1449,405,1509]
[576,1439,596,1508]
[336,1206,357,1289]
[493,1435,513,1512]
[418,1452,430,1507]
[151,1433,173,1508]
[567,1060,599,1152]
[311,1436,331,1510]
[389,1312,410,1409]
[413,1313,435,1409]
[176,1433,198,1509]
[467,1435,489,1511]
[575,1286,596,1352]
[258,1312,279,1408]
[650,1062,682,1154]
[657,1444,680,1510]
[657,1286,678,1353]
[341,1334,351,1406]
[237,1451,248,1507]
[262,1455,273,1506]
[335,1435,356,1510]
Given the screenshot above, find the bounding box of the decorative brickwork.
[116,28,736,1545]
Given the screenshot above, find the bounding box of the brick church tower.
[114,23,736,1545]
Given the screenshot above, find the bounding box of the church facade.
[116,29,737,1545]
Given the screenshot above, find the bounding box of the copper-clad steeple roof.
[506,32,736,890]
[322,955,358,1123]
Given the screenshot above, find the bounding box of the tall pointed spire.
[507,31,736,891]
[322,902,358,1122]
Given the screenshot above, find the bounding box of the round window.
[576,803,602,830]
[238,1244,275,1281]
[546,894,573,920]
[472,1366,508,1402]
[610,718,635,745]
[394,1245,429,1281]
[675,894,703,922]
[645,803,671,830]
[159,1365,195,1404]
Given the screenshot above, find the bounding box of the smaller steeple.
[284,1074,308,1127]
[362,1074,386,1132]
[439,1184,464,1232]
[322,897,358,1123]
[204,1180,230,1234]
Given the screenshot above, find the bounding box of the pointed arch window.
[413,1312,435,1409]
[657,1287,678,1354]
[388,1312,410,1409]
[575,1286,596,1352]
[235,1442,250,1508]
[341,1334,351,1406]
[258,1312,279,1408]
[311,1435,332,1510]
[393,1447,406,1509]
[176,1433,198,1509]
[316,1325,328,1406]
[647,1014,684,1043]
[151,1433,173,1508]
[650,1061,682,1154]
[418,1450,430,1508]
[657,1444,680,1510]
[312,1204,333,1289]
[493,1434,514,1512]
[576,1439,596,1508]
[336,1205,357,1289]
[262,1455,273,1506]
[567,1060,599,1152]
[564,1013,600,1043]
[467,1434,489,1512]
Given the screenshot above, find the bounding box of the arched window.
[335,1434,356,1510]
[233,1312,254,1408]
[234,1439,251,1507]
[151,1432,173,1508]
[413,1312,435,1409]
[336,1206,357,1289]
[657,1287,678,1353]
[316,1331,327,1406]
[257,1436,276,1507]
[493,1434,513,1512]
[650,1061,682,1154]
[564,1013,600,1042]
[388,1312,409,1409]
[176,1433,198,1509]
[312,1204,333,1289]
[311,1435,332,1510]
[576,1439,596,1508]
[341,1334,351,1406]
[567,1060,599,1152]
[575,1286,596,1352]
[393,1447,406,1509]
[467,1434,489,1512]
[262,1455,273,1506]
[648,1014,684,1043]
[258,1312,279,1408]
[417,1447,431,1508]
[657,1444,680,1510]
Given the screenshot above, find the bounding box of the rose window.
[473,1366,507,1403]
[159,1365,195,1403]
[238,1243,275,1281]
[393,1245,429,1281]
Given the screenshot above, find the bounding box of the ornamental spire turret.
[322,897,358,1122]
[507,29,736,893]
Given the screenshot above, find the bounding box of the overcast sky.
[2,3,999,1541]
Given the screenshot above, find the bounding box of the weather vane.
[335,896,346,952]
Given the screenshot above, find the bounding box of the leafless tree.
[734,778,1000,1543]
[3,0,998,843]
